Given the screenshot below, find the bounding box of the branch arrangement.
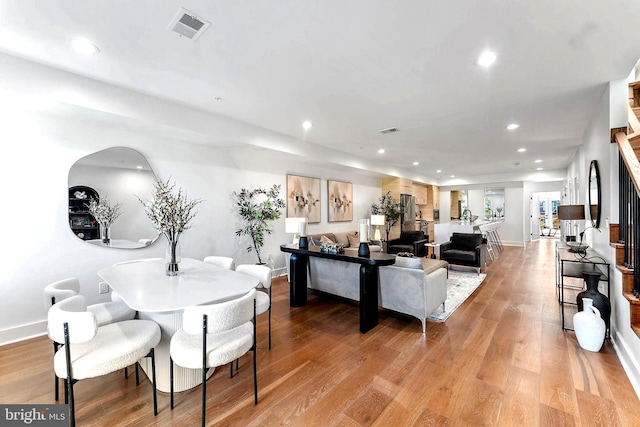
[138,177,202,243]
[86,196,122,227]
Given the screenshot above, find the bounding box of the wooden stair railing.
[611,88,640,336]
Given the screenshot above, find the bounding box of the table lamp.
[298,218,309,249]
[557,204,586,250]
[285,217,302,244]
[370,214,385,241]
[358,218,370,257]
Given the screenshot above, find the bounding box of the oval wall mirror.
[68,147,159,248]
[588,160,601,229]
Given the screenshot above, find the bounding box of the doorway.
[531,191,561,241]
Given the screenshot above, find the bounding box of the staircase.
[610,81,640,336]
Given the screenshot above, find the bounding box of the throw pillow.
[320,235,335,244]
[394,256,423,269]
[347,233,360,247]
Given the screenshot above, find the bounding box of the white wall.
[567,79,640,396]
[0,110,381,344]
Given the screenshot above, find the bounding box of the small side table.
[425,242,440,259]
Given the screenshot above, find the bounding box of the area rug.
[427,269,487,322]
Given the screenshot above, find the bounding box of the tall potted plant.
[371,191,404,247]
[234,184,285,264]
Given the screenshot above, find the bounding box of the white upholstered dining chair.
[169,289,258,427]
[235,264,272,349]
[44,277,137,401]
[48,295,161,427]
[203,255,236,270]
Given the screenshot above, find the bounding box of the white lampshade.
[371,215,385,226]
[285,217,300,234]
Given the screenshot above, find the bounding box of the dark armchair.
[387,231,429,257]
[440,232,487,275]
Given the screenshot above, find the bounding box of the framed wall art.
[327,180,353,222]
[286,174,321,223]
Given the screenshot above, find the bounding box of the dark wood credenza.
[280,244,396,333]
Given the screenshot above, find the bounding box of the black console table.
[555,243,610,336]
[280,244,396,333]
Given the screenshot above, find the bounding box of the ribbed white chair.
[44,277,137,401]
[169,289,258,427]
[48,295,161,427]
[236,264,272,349]
[203,255,235,270]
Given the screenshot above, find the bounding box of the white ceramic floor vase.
[573,298,605,352]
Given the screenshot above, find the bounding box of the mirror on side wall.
[588,160,601,229]
[68,147,159,249]
[484,188,505,220]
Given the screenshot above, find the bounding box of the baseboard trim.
[611,326,640,399]
[0,320,47,347]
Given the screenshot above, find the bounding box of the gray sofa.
[285,251,447,333]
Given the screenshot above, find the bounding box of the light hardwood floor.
[2,238,639,426]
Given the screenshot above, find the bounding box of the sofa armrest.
[440,241,452,252]
[412,238,429,256]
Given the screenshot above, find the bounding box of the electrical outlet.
[99,282,110,294]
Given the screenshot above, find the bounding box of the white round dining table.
[98,258,259,392]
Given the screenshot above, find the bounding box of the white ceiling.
[1,0,640,185]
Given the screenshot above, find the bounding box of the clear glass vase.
[101,225,111,244]
[165,238,181,276]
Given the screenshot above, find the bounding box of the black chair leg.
[201,365,206,427]
[124,366,128,379]
[135,362,140,386]
[229,362,233,378]
[170,357,174,410]
[64,379,69,404]
[53,341,59,401]
[268,305,272,350]
[150,349,157,416]
[253,349,258,405]
[68,380,75,427]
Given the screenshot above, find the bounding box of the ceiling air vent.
[167,8,211,41]
[378,127,399,134]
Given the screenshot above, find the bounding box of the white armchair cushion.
[48,296,97,344]
[44,278,81,309]
[256,291,270,315]
[53,319,160,379]
[170,322,254,369]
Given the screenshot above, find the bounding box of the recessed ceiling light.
[476,50,497,67]
[534,159,542,163]
[302,121,312,130]
[517,148,527,153]
[413,161,419,166]
[436,170,442,173]
[506,123,520,130]
[71,38,99,54]
[378,149,385,154]
[136,165,143,170]
[536,167,543,171]
[450,175,455,178]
